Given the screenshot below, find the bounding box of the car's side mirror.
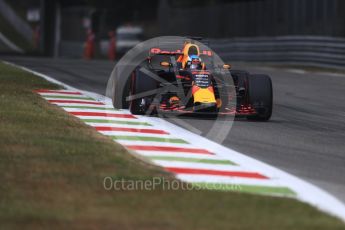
[223,64,231,69]
[160,61,171,67]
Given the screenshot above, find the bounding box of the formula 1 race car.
[112,38,272,121]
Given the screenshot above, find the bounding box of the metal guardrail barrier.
[0,0,33,43]
[58,36,345,70]
[210,36,345,69]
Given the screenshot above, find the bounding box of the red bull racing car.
[113,39,272,121]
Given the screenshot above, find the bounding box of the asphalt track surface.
[2,56,345,204]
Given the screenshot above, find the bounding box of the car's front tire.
[247,74,273,121]
[129,68,158,115]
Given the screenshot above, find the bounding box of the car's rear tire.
[129,68,158,115]
[247,74,273,121]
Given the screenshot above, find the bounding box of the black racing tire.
[247,74,273,121]
[129,68,158,115]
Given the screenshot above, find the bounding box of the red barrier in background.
[83,29,95,60]
[108,31,116,61]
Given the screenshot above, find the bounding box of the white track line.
[135,151,226,160]
[47,98,98,103]
[60,104,115,108]
[98,131,171,137]
[62,108,124,113]
[152,160,249,171]
[114,140,191,147]
[85,123,153,128]
[71,115,137,121]
[176,174,286,187]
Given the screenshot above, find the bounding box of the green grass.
[0,61,344,229]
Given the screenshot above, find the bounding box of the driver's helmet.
[187,55,202,70]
